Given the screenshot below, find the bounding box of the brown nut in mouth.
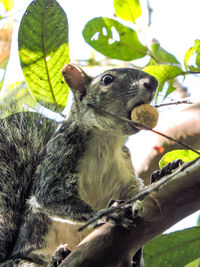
[130,104,159,130]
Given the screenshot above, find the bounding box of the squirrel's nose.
[143,77,158,91]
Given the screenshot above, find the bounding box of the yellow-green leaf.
[114,0,142,23]
[143,65,183,102]
[143,65,183,85]
[184,40,200,71]
[151,43,179,64]
[0,0,14,11]
[184,47,195,70]
[185,258,200,267]
[18,0,69,112]
[196,52,200,68]
[159,150,199,169]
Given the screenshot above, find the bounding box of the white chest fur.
[78,132,137,209]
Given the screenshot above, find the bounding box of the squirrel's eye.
[100,74,114,86]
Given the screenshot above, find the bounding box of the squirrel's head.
[62,63,158,136]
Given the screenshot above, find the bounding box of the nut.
[131,104,159,129]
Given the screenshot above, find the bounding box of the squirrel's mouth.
[126,101,148,132]
[126,112,139,133]
[127,100,145,122]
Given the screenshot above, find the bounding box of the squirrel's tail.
[0,112,57,261]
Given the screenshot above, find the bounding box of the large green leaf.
[151,43,179,64]
[163,79,176,100]
[144,227,200,267]
[18,0,69,112]
[114,0,142,23]
[159,149,199,169]
[185,258,200,267]
[83,17,147,60]
[143,65,183,102]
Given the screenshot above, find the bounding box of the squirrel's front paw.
[151,159,184,183]
[48,244,71,267]
[107,199,135,229]
[91,199,135,229]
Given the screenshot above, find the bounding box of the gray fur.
[0,112,57,265]
[0,67,158,266]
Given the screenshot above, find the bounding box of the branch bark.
[60,158,200,267]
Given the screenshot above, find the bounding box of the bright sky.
[3,0,200,231]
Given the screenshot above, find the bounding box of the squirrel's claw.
[48,244,71,267]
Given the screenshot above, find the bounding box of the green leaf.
[146,57,158,66]
[185,258,200,267]
[0,0,14,11]
[18,0,69,112]
[114,0,142,23]
[0,70,5,90]
[151,43,179,64]
[159,149,199,169]
[188,65,200,72]
[184,47,195,70]
[193,40,200,51]
[163,79,176,100]
[196,52,200,68]
[184,40,200,70]
[143,65,183,102]
[83,17,147,61]
[144,227,200,267]
[143,65,183,84]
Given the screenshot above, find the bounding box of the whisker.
[114,90,138,98]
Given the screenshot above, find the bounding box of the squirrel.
[0,63,158,266]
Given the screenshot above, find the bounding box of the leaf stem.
[42,8,58,111]
[146,47,159,63]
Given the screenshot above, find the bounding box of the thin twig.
[154,99,192,108]
[87,104,200,156]
[150,128,200,154]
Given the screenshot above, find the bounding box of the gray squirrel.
[0,63,158,266]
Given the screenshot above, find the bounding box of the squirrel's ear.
[62,63,92,100]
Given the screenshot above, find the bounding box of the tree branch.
[60,158,200,267]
